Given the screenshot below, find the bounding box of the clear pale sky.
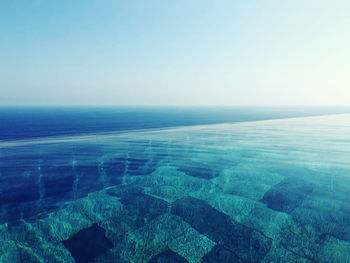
[1,0,349,106]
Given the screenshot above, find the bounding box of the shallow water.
[1,114,350,262]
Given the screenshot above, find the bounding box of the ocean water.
[1,108,350,262]
[1,106,349,141]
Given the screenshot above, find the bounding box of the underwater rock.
[63,223,114,263]
[0,239,20,263]
[171,196,272,263]
[99,212,145,246]
[148,248,188,263]
[113,215,175,262]
[241,202,291,239]
[114,213,214,263]
[119,192,168,220]
[143,185,187,203]
[137,166,257,224]
[291,189,350,242]
[317,235,350,263]
[261,177,314,213]
[106,184,144,197]
[167,221,216,262]
[76,191,123,222]
[201,245,243,263]
[211,166,284,200]
[276,218,325,261]
[292,206,350,242]
[178,160,219,179]
[194,191,256,224]
[89,249,128,263]
[3,219,75,263]
[18,246,42,263]
[36,213,91,243]
[23,242,75,263]
[128,166,218,201]
[5,221,42,246]
[261,241,313,263]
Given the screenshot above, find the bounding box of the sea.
[0,106,350,263]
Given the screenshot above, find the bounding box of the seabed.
[1,114,350,262]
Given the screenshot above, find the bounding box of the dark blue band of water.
[1,106,349,141]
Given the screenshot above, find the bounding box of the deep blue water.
[1,107,350,262]
[1,106,349,141]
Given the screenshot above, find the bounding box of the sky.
[0,0,349,106]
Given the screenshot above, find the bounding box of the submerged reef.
[1,114,350,262]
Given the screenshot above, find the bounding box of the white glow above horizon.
[0,0,349,106]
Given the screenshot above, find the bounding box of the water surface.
[1,112,350,262]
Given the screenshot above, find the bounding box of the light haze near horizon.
[1,0,349,106]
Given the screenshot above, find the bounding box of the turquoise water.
[1,114,350,262]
